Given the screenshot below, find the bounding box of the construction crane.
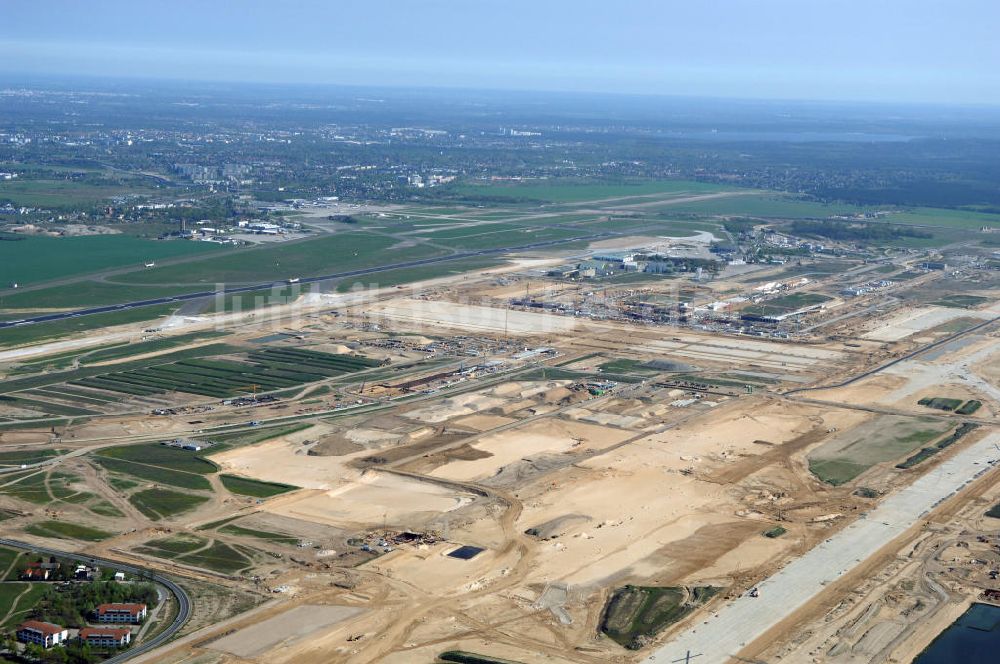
[235,384,261,398]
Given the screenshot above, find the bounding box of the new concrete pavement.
[644,431,1000,664]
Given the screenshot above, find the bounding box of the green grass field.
[77,331,229,364]
[0,281,200,310]
[118,232,443,286]
[808,416,952,485]
[0,547,22,580]
[135,535,254,574]
[0,395,97,417]
[218,524,299,545]
[646,193,864,218]
[0,304,176,348]
[0,582,48,630]
[219,474,297,498]
[128,488,210,520]
[741,292,831,317]
[0,178,156,208]
[0,449,66,467]
[447,179,730,204]
[335,257,505,292]
[918,397,964,411]
[98,444,219,474]
[887,207,1000,231]
[0,234,222,287]
[136,534,210,555]
[24,520,113,542]
[92,456,212,490]
[930,294,991,309]
[206,422,314,447]
[76,347,380,399]
[180,541,254,574]
[600,585,719,649]
[0,470,92,505]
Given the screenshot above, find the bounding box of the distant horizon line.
[2,69,1000,112]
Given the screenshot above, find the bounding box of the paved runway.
[644,431,1000,664]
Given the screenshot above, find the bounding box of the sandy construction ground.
[367,298,579,335]
[211,432,475,529]
[209,604,363,657]
[265,471,474,530]
[862,305,992,341]
[430,418,632,482]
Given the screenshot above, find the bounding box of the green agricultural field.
[91,456,212,490]
[134,534,254,574]
[80,330,232,364]
[88,501,124,518]
[219,474,297,498]
[219,524,299,545]
[447,179,730,204]
[24,520,112,542]
[0,233,222,287]
[98,443,218,474]
[0,395,97,418]
[195,515,244,531]
[77,346,379,398]
[600,585,719,649]
[136,534,210,556]
[128,488,210,520]
[0,343,241,395]
[0,449,66,467]
[808,415,953,485]
[180,541,255,575]
[0,470,92,505]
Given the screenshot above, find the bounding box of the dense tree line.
[30,580,157,628]
[788,220,931,242]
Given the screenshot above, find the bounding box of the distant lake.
[661,130,916,143]
[914,603,1000,664]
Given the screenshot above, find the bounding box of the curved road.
[0,232,617,330]
[0,538,190,662]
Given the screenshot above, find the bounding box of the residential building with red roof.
[95,603,147,624]
[79,627,131,648]
[16,621,68,648]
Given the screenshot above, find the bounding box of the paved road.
[0,232,616,330]
[0,538,191,662]
[643,431,1000,664]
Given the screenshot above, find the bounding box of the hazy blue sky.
[2,0,998,104]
